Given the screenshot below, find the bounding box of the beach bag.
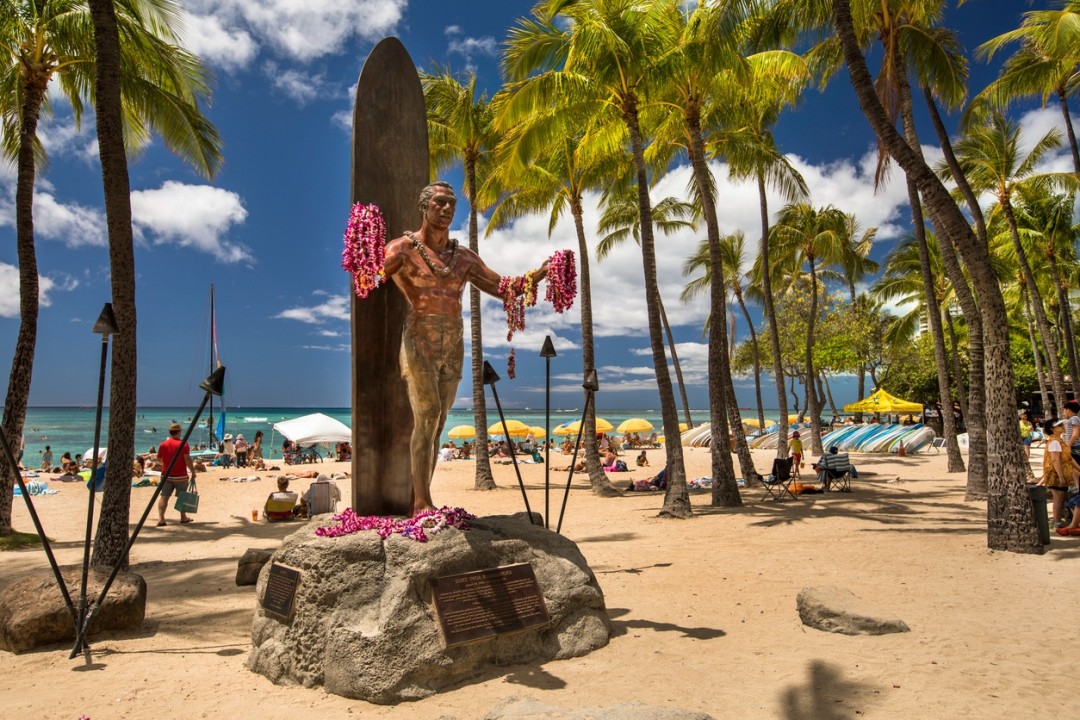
[174,479,200,513]
[615,460,628,472]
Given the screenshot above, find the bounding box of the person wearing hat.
[157,422,197,526]
[221,433,235,468]
[234,433,249,468]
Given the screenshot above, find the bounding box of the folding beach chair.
[815,452,853,492]
[761,457,796,501]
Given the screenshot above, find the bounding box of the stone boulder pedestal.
[0,567,146,653]
[247,513,610,703]
[797,586,910,636]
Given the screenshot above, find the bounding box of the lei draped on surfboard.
[341,203,387,298]
[315,506,475,542]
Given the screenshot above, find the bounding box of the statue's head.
[418,181,456,215]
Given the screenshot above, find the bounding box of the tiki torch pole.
[557,370,598,534]
[70,366,225,659]
[483,361,536,525]
[539,336,556,529]
[76,304,119,653]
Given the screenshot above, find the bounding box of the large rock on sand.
[235,548,274,586]
[797,586,910,636]
[248,513,610,703]
[0,567,146,652]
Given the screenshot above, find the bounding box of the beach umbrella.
[679,422,688,432]
[82,447,107,464]
[742,418,776,429]
[447,425,475,439]
[616,418,653,434]
[564,417,614,434]
[528,426,546,439]
[552,424,575,436]
[488,419,530,437]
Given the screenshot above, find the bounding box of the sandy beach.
[0,445,1073,719]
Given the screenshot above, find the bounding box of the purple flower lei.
[341,203,387,299]
[315,506,475,542]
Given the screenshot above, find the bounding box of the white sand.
[0,445,1072,719]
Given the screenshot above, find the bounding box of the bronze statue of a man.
[383,181,545,515]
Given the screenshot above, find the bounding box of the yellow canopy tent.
[843,389,923,414]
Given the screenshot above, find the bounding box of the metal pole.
[70,366,224,659]
[0,424,77,627]
[74,304,119,654]
[483,361,536,525]
[540,337,556,530]
[557,370,599,534]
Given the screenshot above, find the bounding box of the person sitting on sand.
[301,474,341,517]
[264,477,299,521]
[602,449,617,468]
[40,446,53,472]
[561,438,574,455]
[438,444,455,462]
[636,450,649,468]
[1055,492,1080,536]
[459,441,472,460]
[132,455,146,478]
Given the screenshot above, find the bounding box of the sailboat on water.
[206,284,225,448]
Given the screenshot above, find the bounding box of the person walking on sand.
[157,422,197,526]
[789,431,803,479]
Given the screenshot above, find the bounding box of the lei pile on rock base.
[315,506,475,543]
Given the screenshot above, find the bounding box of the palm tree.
[482,114,619,496]
[595,190,696,434]
[976,2,1080,173]
[0,0,222,543]
[950,111,1080,416]
[422,66,500,491]
[871,231,967,472]
[711,47,809,461]
[832,0,1040,553]
[502,0,692,517]
[838,213,878,417]
[771,202,847,455]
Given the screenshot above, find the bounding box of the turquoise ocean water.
[20,406,771,464]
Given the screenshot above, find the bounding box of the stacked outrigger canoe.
[684,422,937,454]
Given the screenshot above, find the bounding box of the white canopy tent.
[272,413,351,446]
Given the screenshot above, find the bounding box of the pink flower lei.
[341,203,387,299]
[315,506,475,543]
[497,249,577,342]
[545,249,577,313]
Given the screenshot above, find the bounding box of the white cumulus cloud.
[0,263,74,317]
[130,181,250,262]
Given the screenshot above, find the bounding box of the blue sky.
[0,0,1072,412]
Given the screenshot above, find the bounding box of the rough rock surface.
[247,513,610,703]
[235,548,275,586]
[444,695,716,719]
[797,586,910,635]
[0,567,146,652]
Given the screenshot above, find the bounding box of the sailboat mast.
[208,283,215,443]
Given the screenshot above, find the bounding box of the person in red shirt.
[157,422,197,526]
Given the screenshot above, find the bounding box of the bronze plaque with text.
[430,563,551,647]
[261,563,301,622]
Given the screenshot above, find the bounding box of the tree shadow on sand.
[606,606,725,640]
[779,659,880,719]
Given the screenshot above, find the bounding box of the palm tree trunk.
[758,175,789,459]
[1001,196,1067,416]
[922,86,988,497]
[88,0,136,568]
[943,308,968,418]
[466,162,495,490]
[571,201,618,496]
[0,80,47,536]
[1047,252,1080,398]
[1025,287,1052,414]
[657,297,695,432]
[623,101,689,518]
[687,110,742,503]
[1058,86,1080,174]
[734,290,767,430]
[821,372,840,419]
[805,259,823,455]
[893,43,965,473]
[834,0,1038,552]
